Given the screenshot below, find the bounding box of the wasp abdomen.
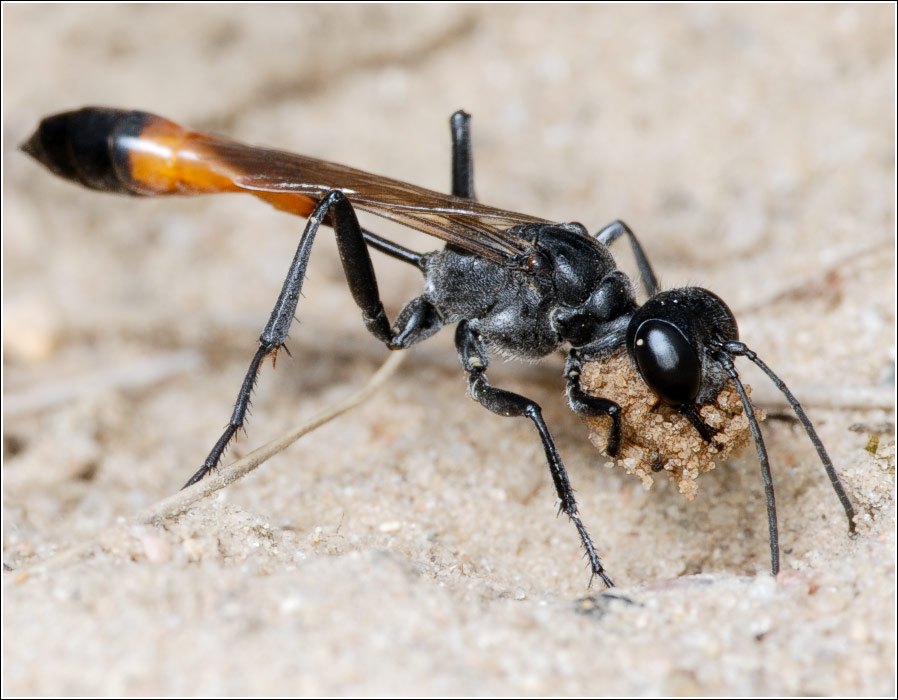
[21,108,153,194]
[22,107,240,197]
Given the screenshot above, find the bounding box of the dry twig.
[15,351,407,576]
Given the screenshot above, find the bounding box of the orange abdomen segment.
[119,114,240,195]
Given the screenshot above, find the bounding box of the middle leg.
[455,320,614,587]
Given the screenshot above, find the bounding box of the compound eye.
[632,319,701,406]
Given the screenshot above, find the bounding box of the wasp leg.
[183,190,442,488]
[450,110,475,199]
[361,228,424,267]
[594,220,660,298]
[440,110,478,258]
[564,352,624,458]
[454,320,614,588]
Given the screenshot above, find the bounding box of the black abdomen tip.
[21,107,150,193]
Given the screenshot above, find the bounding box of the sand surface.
[3,5,895,695]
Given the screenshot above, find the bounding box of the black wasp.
[21,107,857,585]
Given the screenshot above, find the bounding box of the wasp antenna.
[720,341,857,537]
[713,348,780,574]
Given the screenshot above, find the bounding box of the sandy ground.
[2,5,895,696]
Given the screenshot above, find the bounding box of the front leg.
[455,321,614,588]
[565,350,624,457]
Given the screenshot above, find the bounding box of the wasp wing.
[202,138,549,264]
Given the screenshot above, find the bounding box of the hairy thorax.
[423,249,561,359]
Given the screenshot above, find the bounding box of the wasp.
[21,107,856,586]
